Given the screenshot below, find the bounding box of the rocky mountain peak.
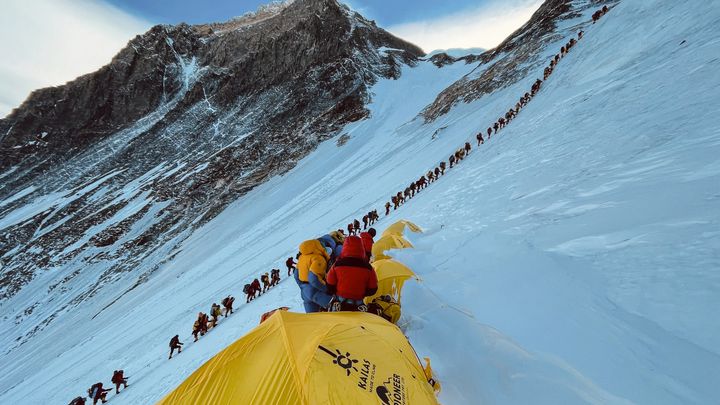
[0,0,422,328]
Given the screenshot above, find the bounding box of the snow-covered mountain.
[2,0,720,403]
[0,0,422,311]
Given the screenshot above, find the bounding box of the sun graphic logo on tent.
[318,345,359,376]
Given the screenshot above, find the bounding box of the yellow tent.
[366,259,416,303]
[381,220,423,238]
[157,311,438,405]
[371,234,413,261]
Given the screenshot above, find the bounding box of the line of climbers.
[388,25,595,220]
[188,294,237,343]
[68,370,129,405]
[592,5,610,23]
[346,209,380,235]
[242,268,282,303]
[69,9,612,403]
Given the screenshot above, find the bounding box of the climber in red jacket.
[326,236,378,312]
[359,228,376,261]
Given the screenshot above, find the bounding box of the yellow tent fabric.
[371,234,413,261]
[423,357,442,393]
[381,220,423,238]
[366,259,416,303]
[157,311,438,405]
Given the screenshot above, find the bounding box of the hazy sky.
[0,0,542,117]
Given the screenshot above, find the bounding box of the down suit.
[295,239,333,312]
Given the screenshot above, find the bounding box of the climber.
[385,201,391,215]
[243,283,253,302]
[362,215,368,230]
[210,303,223,326]
[318,233,340,265]
[465,141,472,154]
[359,228,376,261]
[329,230,346,259]
[88,383,111,405]
[251,278,261,297]
[271,268,281,286]
[439,161,446,175]
[493,122,499,134]
[346,222,354,236]
[261,272,270,293]
[476,133,484,146]
[403,187,411,201]
[285,256,296,276]
[326,236,378,312]
[454,149,463,162]
[111,370,128,394]
[371,210,378,225]
[396,191,404,205]
[449,154,456,168]
[192,319,201,341]
[222,295,235,315]
[69,397,86,405]
[532,79,542,95]
[192,312,207,341]
[434,166,440,179]
[410,181,417,197]
[169,335,183,359]
[295,239,333,312]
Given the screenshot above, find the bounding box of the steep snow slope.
[2,0,719,404]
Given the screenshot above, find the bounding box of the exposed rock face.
[0,0,422,326]
[422,0,616,121]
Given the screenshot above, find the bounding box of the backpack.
[243,284,251,294]
[69,397,85,405]
[367,296,401,324]
[222,297,229,307]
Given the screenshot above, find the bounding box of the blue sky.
[104,0,486,27]
[0,0,542,117]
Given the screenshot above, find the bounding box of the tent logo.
[319,345,359,376]
[376,384,392,405]
[375,374,407,405]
